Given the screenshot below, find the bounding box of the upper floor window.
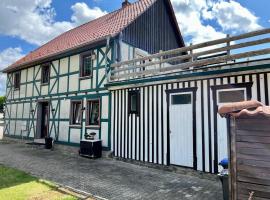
[80,51,94,78]
[14,71,20,90]
[86,99,100,127]
[41,63,50,84]
[70,100,83,126]
[128,90,140,115]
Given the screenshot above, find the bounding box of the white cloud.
[171,0,226,44]
[0,0,107,46]
[171,0,262,44]
[210,0,262,33]
[71,3,107,25]
[0,48,25,95]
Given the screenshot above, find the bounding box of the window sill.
[69,125,82,129]
[79,75,92,80]
[41,82,49,86]
[85,125,100,130]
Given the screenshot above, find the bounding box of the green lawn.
[0,165,77,200]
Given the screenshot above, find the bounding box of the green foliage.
[0,96,6,111]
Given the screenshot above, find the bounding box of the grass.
[0,165,78,200]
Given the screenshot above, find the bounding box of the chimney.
[122,0,131,7]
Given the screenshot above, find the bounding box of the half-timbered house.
[2,0,184,151]
[3,0,270,175]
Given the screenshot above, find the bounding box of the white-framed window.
[70,100,83,126]
[86,99,100,127]
[217,88,246,104]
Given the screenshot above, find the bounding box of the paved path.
[0,142,222,200]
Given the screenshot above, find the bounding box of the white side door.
[217,88,246,172]
[170,92,194,167]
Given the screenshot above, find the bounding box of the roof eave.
[166,0,185,47]
[3,34,115,73]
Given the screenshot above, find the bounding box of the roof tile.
[4,0,156,72]
[218,100,270,118]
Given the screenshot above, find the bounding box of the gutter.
[3,34,115,73]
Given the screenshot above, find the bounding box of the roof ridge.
[33,0,145,51]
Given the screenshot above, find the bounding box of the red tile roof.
[3,0,156,73]
[218,100,270,118]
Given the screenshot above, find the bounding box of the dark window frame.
[41,63,51,85]
[80,51,94,78]
[171,93,192,105]
[128,90,140,115]
[13,71,21,90]
[69,100,83,127]
[86,99,101,127]
[217,89,246,104]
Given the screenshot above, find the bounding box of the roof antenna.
[122,0,131,7]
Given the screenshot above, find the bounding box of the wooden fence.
[110,28,270,82]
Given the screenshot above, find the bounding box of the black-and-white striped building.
[109,59,270,174]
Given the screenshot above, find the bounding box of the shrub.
[0,96,6,112]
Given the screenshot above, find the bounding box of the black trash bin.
[218,158,229,200]
[218,170,229,200]
[45,137,53,149]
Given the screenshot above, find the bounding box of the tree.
[0,96,6,112]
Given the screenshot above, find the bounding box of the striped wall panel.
[112,71,270,173]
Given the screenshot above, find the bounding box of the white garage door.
[170,92,194,167]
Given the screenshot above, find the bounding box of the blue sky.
[0,0,269,95]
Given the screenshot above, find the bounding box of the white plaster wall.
[49,78,58,94]
[17,103,23,118]
[58,121,69,142]
[51,60,59,77]
[70,55,79,72]
[101,122,108,147]
[60,58,69,75]
[26,83,33,97]
[23,103,30,118]
[69,129,81,143]
[80,79,91,91]
[33,82,40,96]
[20,85,26,98]
[35,65,42,80]
[13,90,20,99]
[60,99,70,119]
[9,120,15,135]
[102,96,109,119]
[27,67,34,82]
[98,68,106,88]
[41,85,48,96]
[58,76,68,93]
[20,69,27,83]
[69,74,79,92]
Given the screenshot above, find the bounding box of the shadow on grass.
[0,165,37,189]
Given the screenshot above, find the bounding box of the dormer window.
[41,63,50,84]
[14,71,20,90]
[80,51,94,78]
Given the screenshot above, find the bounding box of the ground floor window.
[128,90,140,115]
[70,100,83,126]
[86,99,100,127]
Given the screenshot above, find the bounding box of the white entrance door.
[216,88,246,172]
[170,92,194,167]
